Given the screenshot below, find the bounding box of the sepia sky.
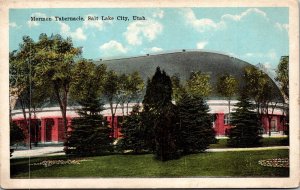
[9,8,289,76]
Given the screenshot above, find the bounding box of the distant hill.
[95,50,283,100]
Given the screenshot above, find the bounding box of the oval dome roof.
[95,50,283,101]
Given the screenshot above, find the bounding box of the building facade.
[10,51,288,144]
[11,100,288,145]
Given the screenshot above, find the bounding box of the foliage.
[171,74,185,103]
[9,36,48,148]
[216,74,238,124]
[186,71,212,98]
[140,96,156,152]
[118,72,144,117]
[243,65,276,111]
[143,67,173,111]
[34,33,82,136]
[227,94,262,147]
[117,105,148,154]
[243,65,281,136]
[275,56,289,141]
[65,110,113,156]
[154,104,179,161]
[177,93,216,154]
[10,122,25,146]
[65,60,113,156]
[216,74,238,100]
[275,56,289,99]
[70,60,107,102]
[142,67,178,161]
[64,90,113,156]
[122,72,144,115]
[103,70,121,130]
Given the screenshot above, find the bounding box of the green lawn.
[11,149,289,178]
[209,137,288,148]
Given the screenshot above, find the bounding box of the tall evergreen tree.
[177,93,216,154]
[227,93,262,147]
[142,67,178,161]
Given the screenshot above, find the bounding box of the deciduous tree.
[275,56,289,100]
[9,36,47,148]
[275,56,289,140]
[216,74,238,122]
[186,71,212,98]
[34,34,81,140]
[171,74,185,103]
[125,72,144,114]
[103,70,121,131]
[243,65,281,136]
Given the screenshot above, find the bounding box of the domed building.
[11,50,287,144]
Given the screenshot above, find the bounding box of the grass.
[209,137,288,149]
[11,149,289,178]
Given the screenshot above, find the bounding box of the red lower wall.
[12,113,287,144]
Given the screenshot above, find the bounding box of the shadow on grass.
[209,137,289,149]
[10,155,68,178]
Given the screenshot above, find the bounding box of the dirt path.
[11,146,65,159]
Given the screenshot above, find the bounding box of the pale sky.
[9,8,289,77]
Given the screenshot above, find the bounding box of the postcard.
[1,0,299,188]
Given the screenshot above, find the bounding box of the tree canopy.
[275,56,289,100]
[186,71,212,98]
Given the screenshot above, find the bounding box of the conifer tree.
[177,93,216,154]
[117,105,147,154]
[64,94,113,156]
[142,67,178,161]
[227,93,262,147]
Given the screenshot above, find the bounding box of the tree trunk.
[228,99,231,123]
[28,107,32,149]
[109,101,115,132]
[20,98,31,149]
[121,102,125,121]
[268,117,272,137]
[126,102,129,115]
[62,86,69,139]
[54,83,69,141]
